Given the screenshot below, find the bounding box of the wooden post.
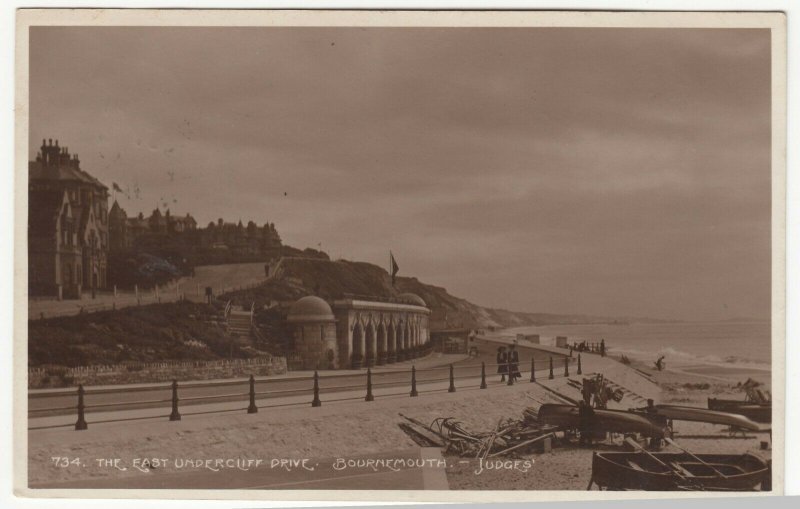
[507,358,514,386]
[530,357,536,382]
[410,366,418,397]
[564,356,570,377]
[247,375,258,414]
[74,385,88,430]
[113,284,117,297]
[577,354,583,375]
[311,370,322,407]
[365,368,375,401]
[169,380,181,421]
[134,284,138,299]
[549,357,554,380]
[480,362,487,389]
[448,364,456,392]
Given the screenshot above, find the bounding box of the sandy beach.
[26,351,771,491]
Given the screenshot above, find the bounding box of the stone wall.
[28,356,287,389]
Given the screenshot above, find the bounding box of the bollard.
[577,354,583,375]
[480,362,487,389]
[507,360,514,386]
[169,380,181,421]
[75,384,88,430]
[365,368,375,401]
[549,357,554,380]
[312,370,322,407]
[448,364,456,393]
[564,356,570,377]
[410,366,418,397]
[530,357,536,383]
[247,375,258,414]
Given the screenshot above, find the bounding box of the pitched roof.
[28,160,108,190]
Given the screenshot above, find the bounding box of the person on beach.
[508,342,521,381]
[496,346,508,382]
[600,338,606,357]
[655,355,665,371]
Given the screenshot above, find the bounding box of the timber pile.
[398,409,558,459]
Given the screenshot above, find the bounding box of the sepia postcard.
[14,9,787,502]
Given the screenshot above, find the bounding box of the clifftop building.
[28,139,109,299]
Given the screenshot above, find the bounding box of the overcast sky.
[29,27,772,321]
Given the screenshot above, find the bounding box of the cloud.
[29,27,772,320]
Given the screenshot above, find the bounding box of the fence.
[568,341,608,357]
[29,279,267,321]
[28,353,583,431]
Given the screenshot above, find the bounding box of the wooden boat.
[646,404,761,431]
[590,450,769,491]
[708,398,771,423]
[537,404,667,437]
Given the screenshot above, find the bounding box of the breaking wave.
[607,345,771,371]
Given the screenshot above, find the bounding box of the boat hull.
[591,451,769,491]
[649,404,761,431]
[708,398,772,423]
[538,404,667,438]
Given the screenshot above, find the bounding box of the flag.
[390,251,399,286]
[112,182,123,193]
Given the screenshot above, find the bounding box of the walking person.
[508,342,521,381]
[496,346,508,382]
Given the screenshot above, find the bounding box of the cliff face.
[222,257,627,331]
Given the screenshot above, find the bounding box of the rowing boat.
[537,404,667,437]
[590,451,769,491]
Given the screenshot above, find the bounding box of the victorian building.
[28,139,109,299]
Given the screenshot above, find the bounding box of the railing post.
[564,356,570,377]
[365,368,375,401]
[448,364,456,393]
[247,375,258,414]
[480,362,487,389]
[75,384,88,430]
[312,370,322,407]
[549,357,554,380]
[169,380,181,421]
[410,365,418,397]
[530,357,536,383]
[577,354,583,375]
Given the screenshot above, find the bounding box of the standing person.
[600,338,606,357]
[508,342,521,381]
[496,346,508,382]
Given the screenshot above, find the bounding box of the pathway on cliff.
[28,262,268,319]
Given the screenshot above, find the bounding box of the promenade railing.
[28,353,582,432]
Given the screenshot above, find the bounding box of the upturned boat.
[708,398,771,423]
[589,450,769,491]
[537,404,667,438]
[643,404,762,431]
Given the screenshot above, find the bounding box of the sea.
[496,320,772,374]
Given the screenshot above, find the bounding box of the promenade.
[26,353,660,490]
